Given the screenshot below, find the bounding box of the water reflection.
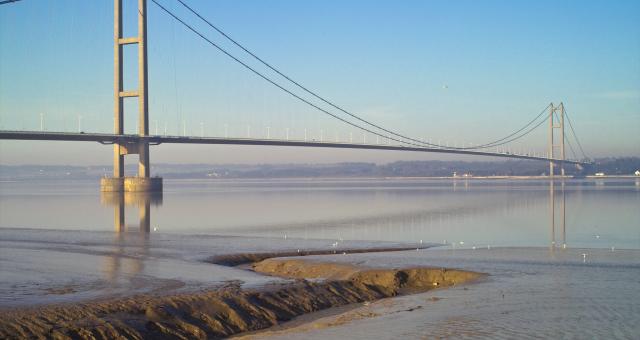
[1,179,637,249]
[220,179,593,250]
[549,180,567,251]
[100,192,162,232]
[99,192,162,287]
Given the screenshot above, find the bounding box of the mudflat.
[0,251,483,339]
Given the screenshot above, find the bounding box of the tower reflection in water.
[99,192,162,286]
[99,182,568,248]
[549,180,567,250]
[100,191,163,233]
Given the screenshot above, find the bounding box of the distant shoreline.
[2,175,639,182]
[2,157,639,180]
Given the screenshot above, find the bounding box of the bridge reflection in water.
[99,179,569,248]
[100,191,163,232]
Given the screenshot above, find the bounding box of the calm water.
[1,178,639,338]
[0,178,639,249]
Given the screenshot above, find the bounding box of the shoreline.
[207,245,434,267]
[3,175,639,183]
[0,247,483,339]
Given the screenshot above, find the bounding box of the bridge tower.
[548,103,566,177]
[101,0,162,192]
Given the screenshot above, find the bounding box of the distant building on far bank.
[595,172,605,177]
[635,170,640,176]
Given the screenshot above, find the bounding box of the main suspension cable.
[460,104,551,149]
[171,0,556,151]
[564,109,588,159]
[151,0,430,148]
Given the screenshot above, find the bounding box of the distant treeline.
[1,157,639,180]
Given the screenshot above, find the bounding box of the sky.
[0,0,639,166]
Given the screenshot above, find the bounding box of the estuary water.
[1,178,639,337]
[1,178,638,248]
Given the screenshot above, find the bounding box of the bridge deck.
[0,130,589,165]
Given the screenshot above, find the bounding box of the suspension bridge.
[0,0,591,193]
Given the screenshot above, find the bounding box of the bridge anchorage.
[100,0,162,192]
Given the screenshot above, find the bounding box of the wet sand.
[0,249,482,339]
[207,246,433,266]
[0,228,435,307]
[243,247,640,339]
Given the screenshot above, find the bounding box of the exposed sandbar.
[207,245,432,267]
[0,251,483,339]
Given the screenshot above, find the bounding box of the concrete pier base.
[100,177,163,192]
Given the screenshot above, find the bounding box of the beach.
[0,231,481,339]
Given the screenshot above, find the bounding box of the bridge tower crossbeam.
[101,0,162,192]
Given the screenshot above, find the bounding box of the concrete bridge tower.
[548,103,566,178]
[101,0,162,192]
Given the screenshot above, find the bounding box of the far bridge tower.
[548,103,566,177]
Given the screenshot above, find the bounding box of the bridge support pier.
[100,177,163,192]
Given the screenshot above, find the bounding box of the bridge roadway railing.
[0,130,590,165]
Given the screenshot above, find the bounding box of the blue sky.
[0,0,638,165]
